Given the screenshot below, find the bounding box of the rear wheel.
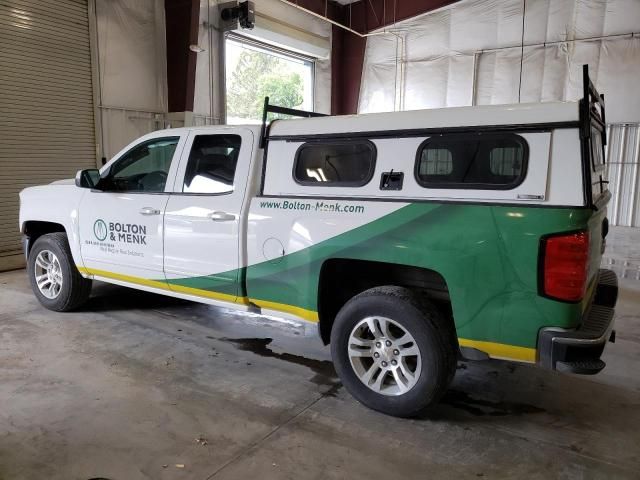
[330,286,457,417]
[28,233,92,311]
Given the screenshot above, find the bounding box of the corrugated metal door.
[0,0,96,270]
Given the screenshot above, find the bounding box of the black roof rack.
[579,64,608,209]
[259,96,328,148]
[581,64,607,145]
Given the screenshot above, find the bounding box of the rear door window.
[182,135,241,194]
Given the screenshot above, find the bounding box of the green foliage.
[227,49,304,121]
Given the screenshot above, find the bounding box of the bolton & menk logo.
[93,219,108,241]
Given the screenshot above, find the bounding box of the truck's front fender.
[19,184,86,266]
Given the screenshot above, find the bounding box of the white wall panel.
[99,108,165,160]
[405,56,450,109]
[96,0,167,112]
[358,63,397,113]
[95,0,168,160]
[606,124,640,227]
[475,47,522,105]
[598,38,640,126]
[360,0,640,123]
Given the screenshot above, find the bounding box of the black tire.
[330,286,457,417]
[27,232,92,311]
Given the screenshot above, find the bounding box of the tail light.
[540,231,590,302]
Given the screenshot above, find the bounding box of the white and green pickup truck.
[19,66,617,417]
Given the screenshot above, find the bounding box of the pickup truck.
[19,66,618,417]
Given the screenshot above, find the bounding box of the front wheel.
[27,232,92,311]
[330,286,457,417]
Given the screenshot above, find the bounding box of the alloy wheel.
[34,250,63,299]
[348,316,422,396]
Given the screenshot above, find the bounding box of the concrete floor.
[1,228,639,480]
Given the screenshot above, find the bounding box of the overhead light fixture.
[189,44,205,53]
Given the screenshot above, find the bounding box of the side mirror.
[75,169,101,189]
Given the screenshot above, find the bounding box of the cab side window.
[101,137,179,193]
[182,135,241,194]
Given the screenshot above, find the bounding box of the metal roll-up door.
[0,0,96,271]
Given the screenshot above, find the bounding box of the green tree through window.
[226,44,307,122]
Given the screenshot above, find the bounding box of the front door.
[78,135,184,285]
[163,129,254,303]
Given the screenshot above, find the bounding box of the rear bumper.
[538,269,618,374]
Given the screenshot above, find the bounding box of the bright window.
[294,141,376,187]
[225,35,314,124]
[104,137,179,193]
[183,135,241,194]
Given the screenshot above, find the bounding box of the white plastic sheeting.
[193,0,223,121]
[360,0,640,123]
[606,124,640,227]
[193,0,332,120]
[95,0,168,158]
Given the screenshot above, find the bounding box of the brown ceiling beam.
[351,0,459,33]
[281,0,459,34]
[165,0,199,112]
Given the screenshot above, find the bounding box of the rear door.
[162,128,254,302]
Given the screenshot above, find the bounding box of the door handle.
[208,211,236,222]
[139,207,160,216]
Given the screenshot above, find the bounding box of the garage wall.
[606,124,640,227]
[94,0,168,160]
[360,0,640,123]
[0,0,97,270]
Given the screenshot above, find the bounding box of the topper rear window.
[415,133,528,190]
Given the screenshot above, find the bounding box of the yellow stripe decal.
[77,267,246,304]
[78,266,316,320]
[165,283,241,303]
[250,298,319,323]
[78,267,534,361]
[458,338,536,363]
[78,266,167,289]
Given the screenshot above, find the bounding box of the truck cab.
[21,125,264,308]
